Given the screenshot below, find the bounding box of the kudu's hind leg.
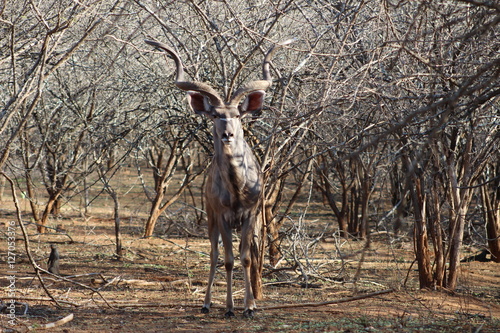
[202,221,219,314]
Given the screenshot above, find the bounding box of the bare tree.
[1,0,120,147]
[379,1,500,288]
[0,0,124,232]
[139,112,207,238]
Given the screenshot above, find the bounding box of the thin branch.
[29,313,74,331]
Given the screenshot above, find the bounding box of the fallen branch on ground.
[95,288,394,310]
[1,297,79,307]
[259,288,394,310]
[90,277,214,288]
[28,313,74,330]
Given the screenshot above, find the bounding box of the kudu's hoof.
[243,309,255,318]
[224,311,235,318]
[201,306,210,314]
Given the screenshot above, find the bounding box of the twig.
[59,272,103,279]
[158,236,209,257]
[403,259,417,288]
[28,313,74,330]
[35,268,116,308]
[1,296,79,307]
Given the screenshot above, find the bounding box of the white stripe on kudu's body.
[145,38,293,318]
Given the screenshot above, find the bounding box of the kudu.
[145,39,291,318]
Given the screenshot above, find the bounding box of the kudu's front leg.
[202,221,219,314]
[240,221,256,318]
[220,224,235,317]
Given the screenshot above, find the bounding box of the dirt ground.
[1,206,500,332]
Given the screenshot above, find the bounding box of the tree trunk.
[446,141,474,290]
[428,189,445,287]
[251,209,264,300]
[266,205,280,267]
[25,172,40,222]
[447,204,467,290]
[50,198,61,215]
[143,190,165,237]
[37,195,58,233]
[318,172,349,237]
[411,179,433,289]
[97,163,123,257]
[326,188,349,237]
[481,185,500,262]
[349,185,360,237]
[359,172,371,239]
[111,191,123,258]
[0,175,5,201]
[263,177,285,267]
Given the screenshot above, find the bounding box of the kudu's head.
[145,39,292,150]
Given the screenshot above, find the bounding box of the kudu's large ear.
[186,91,212,115]
[239,90,266,115]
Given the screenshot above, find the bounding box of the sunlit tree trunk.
[410,177,433,288]
[481,185,500,263]
[251,210,264,299]
[142,145,206,238]
[38,195,59,233]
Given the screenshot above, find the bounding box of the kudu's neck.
[212,125,261,203]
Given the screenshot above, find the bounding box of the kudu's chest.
[207,155,262,211]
